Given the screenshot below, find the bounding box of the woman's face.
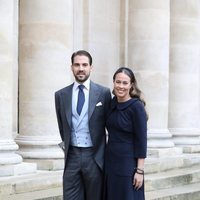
[113,72,132,102]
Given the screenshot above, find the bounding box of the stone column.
[80,0,121,88]
[0,0,36,176]
[127,0,174,149]
[16,0,73,170]
[169,0,200,152]
[12,0,19,139]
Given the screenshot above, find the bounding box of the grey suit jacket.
[55,81,111,170]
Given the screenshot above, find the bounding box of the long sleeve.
[132,101,147,158]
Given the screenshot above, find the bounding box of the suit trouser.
[63,146,103,200]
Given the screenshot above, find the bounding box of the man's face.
[71,55,93,83]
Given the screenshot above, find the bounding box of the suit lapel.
[88,81,101,120]
[61,84,73,127]
[61,82,101,125]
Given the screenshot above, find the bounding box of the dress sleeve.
[132,101,147,158]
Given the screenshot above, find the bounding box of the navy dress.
[105,97,147,200]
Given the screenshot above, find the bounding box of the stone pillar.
[127,0,174,149]
[12,0,19,139]
[169,0,200,152]
[0,0,36,176]
[80,0,121,87]
[16,0,73,170]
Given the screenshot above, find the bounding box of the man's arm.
[55,92,64,141]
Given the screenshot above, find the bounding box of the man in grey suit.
[55,50,111,200]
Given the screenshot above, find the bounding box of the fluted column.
[16,0,73,170]
[169,0,200,151]
[128,0,174,148]
[80,0,121,87]
[0,0,36,176]
[0,0,22,171]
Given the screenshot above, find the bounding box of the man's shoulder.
[55,84,73,95]
[91,81,110,92]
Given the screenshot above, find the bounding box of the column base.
[182,145,200,153]
[16,135,64,170]
[148,147,182,158]
[170,128,200,146]
[15,135,64,159]
[24,159,64,170]
[148,129,175,148]
[0,162,37,177]
[0,139,23,165]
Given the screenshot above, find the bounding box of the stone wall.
[0,0,200,175]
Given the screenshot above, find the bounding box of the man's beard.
[75,74,89,83]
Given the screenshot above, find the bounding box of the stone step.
[1,159,200,200]
[145,182,200,200]
[145,153,200,174]
[145,165,200,192]
[0,170,63,199]
[0,187,62,200]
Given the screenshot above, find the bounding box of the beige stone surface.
[84,0,121,88]
[0,0,22,168]
[17,0,73,164]
[169,0,200,145]
[128,0,174,148]
[0,0,200,199]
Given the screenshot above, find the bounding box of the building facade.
[0,0,200,181]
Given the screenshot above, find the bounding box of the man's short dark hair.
[71,50,93,65]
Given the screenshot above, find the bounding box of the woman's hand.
[133,171,144,190]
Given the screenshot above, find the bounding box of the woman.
[106,67,147,200]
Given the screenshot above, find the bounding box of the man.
[55,50,111,200]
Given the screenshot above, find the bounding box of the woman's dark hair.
[71,50,92,65]
[113,67,146,106]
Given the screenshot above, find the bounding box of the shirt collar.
[74,79,90,91]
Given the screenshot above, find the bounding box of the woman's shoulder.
[130,98,147,120]
[124,98,144,108]
[129,98,146,113]
[130,98,145,108]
